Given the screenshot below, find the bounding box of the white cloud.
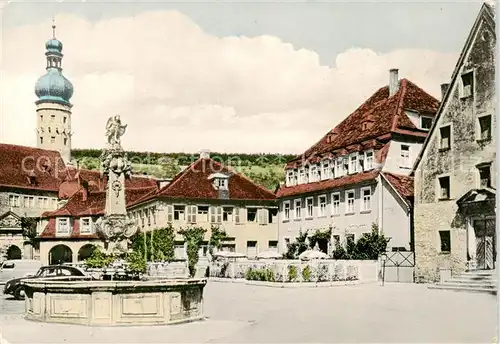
[0,11,459,154]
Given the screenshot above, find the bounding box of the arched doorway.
[48,245,73,265]
[77,244,96,262]
[6,245,22,260]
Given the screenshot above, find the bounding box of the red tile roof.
[286,79,439,169]
[382,172,414,205]
[0,144,67,192]
[276,170,379,198]
[128,158,276,208]
[39,186,157,239]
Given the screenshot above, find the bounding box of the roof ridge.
[391,79,408,131]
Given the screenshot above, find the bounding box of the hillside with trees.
[72,149,295,191]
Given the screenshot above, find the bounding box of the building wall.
[278,178,412,254]
[36,102,72,163]
[129,200,279,256]
[414,17,496,282]
[39,240,104,265]
[380,177,411,250]
[0,188,59,218]
[382,139,423,176]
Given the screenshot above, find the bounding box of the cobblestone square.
[0,281,497,343]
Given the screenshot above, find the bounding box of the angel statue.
[105,115,127,147]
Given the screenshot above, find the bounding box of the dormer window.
[286,170,294,187]
[56,217,71,235]
[80,217,92,234]
[357,153,365,171]
[298,168,305,184]
[209,173,229,190]
[349,154,357,174]
[309,165,319,183]
[364,151,374,170]
[321,160,330,180]
[421,116,433,130]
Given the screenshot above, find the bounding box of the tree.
[178,226,207,277]
[159,157,181,179]
[150,225,176,262]
[330,223,389,260]
[21,217,39,250]
[283,230,309,259]
[208,225,229,255]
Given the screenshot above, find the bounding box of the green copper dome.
[34,26,73,106]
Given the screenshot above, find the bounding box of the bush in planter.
[302,265,312,282]
[220,262,230,278]
[245,267,275,282]
[288,265,298,282]
[334,264,345,281]
[346,265,359,281]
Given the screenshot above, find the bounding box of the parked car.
[0,260,42,285]
[3,265,89,300]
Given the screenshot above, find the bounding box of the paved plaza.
[0,281,497,343]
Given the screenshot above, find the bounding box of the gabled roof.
[0,144,67,192]
[411,3,496,176]
[128,157,276,208]
[381,172,414,208]
[286,78,439,169]
[42,186,158,218]
[457,188,496,206]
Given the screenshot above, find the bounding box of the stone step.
[444,278,498,286]
[440,281,497,289]
[429,284,497,295]
[449,275,498,281]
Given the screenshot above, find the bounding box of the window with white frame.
[310,165,319,182]
[223,207,233,222]
[349,154,357,174]
[173,205,185,221]
[294,199,302,219]
[357,153,365,172]
[321,161,330,180]
[346,190,355,214]
[56,218,70,234]
[283,201,290,221]
[286,170,294,186]
[305,197,314,218]
[80,217,92,234]
[400,145,410,168]
[186,205,197,223]
[293,170,298,185]
[304,167,310,183]
[8,195,19,207]
[361,187,372,211]
[332,193,340,215]
[421,116,433,130]
[318,195,327,217]
[365,151,374,170]
[209,206,223,223]
[298,168,305,184]
[335,158,343,177]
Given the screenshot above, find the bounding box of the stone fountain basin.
[22,276,207,326]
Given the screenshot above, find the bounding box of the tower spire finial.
[52,17,56,38]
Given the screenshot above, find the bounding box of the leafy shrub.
[288,265,298,282]
[245,267,275,282]
[126,251,147,275]
[85,247,114,268]
[302,265,312,282]
[179,226,207,277]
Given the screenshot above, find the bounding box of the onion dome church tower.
[35,20,74,163]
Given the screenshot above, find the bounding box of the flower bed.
[209,260,372,284]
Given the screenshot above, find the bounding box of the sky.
[0,1,483,154]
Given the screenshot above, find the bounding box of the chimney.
[440,83,450,100]
[389,68,400,96]
[200,149,210,159]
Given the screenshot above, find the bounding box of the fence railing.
[209,259,378,283]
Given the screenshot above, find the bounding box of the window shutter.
[166,205,174,222]
[216,207,223,223]
[234,207,240,224]
[209,207,216,223]
[261,209,269,225]
[191,206,197,223]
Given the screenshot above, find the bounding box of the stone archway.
[77,244,96,262]
[6,245,22,260]
[48,244,73,265]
